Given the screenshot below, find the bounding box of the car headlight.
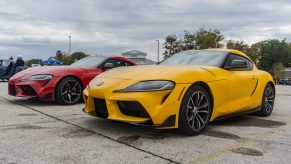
[24,74,53,81]
[115,80,175,92]
[88,79,94,89]
[88,79,104,89]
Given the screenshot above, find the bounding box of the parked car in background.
[277,80,291,85]
[0,59,9,78]
[83,49,275,136]
[0,58,27,81]
[8,55,136,105]
[0,59,12,81]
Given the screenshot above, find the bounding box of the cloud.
[0,0,291,61]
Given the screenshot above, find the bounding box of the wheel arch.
[189,81,214,113]
[267,81,276,95]
[177,81,214,135]
[53,75,84,101]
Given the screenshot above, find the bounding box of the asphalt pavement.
[0,82,290,164]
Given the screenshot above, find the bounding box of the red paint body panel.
[8,56,136,101]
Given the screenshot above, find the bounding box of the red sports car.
[8,56,136,105]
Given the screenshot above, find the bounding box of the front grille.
[8,83,16,95]
[20,85,37,95]
[94,98,108,118]
[118,101,150,118]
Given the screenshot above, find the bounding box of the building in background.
[284,67,291,80]
[121,50,156,65]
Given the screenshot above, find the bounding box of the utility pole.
[68,36,72,55]
[156,40,159,63]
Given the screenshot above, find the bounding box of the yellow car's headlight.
[114,80,175,92]
[87,80,94,89]
[88,79,104,89]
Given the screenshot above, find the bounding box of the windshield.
[71,56,107,67]
[160,50,228,67]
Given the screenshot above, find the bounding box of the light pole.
[156,40,159,63]
[68,36,72,55]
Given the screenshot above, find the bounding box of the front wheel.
[178,85,212,136]
[257,84,275,116]
[55,77,83,105]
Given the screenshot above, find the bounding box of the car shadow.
[81,117,183,139]
[210,115,286,128]
[79,114,287,141]
[10,98,71,107]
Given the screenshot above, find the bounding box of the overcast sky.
[0,0,291,61]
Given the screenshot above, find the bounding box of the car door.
[224,54,258,113]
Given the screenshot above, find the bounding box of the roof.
[122,50,147,56]
[183,48,251,61]
[130,58,156,65]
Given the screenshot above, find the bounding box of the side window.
[123,61,134,66]
[102,59,133,67]
[224,54,253,70]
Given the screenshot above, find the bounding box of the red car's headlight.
[21,74,53,81]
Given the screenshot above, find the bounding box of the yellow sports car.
[83,49,275,135]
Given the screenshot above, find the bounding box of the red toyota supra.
[8,55,136,105]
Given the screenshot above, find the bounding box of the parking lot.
[0,82,290,164]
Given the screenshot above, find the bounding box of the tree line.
[26,51,89,66]
[162,27,291,79]
[54,50,89,65]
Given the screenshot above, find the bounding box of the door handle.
[251,75,256,79]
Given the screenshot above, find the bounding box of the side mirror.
[225,60,248,70]
[102,63,115,69]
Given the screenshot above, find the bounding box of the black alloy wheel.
[257,84,275,116]
[56,77,82,105]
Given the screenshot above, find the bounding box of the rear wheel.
[178,85,212,136]
[257,84,275,116]
[55,77,82,105]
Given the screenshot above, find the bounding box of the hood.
[10,66,86,80]
[98,65,218,83]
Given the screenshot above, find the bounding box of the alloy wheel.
[264,86,274,114]
[186,91,210,132]
[61,80,82,104]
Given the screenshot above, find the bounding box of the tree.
[71,52,88,62]
[192,27,224,49]
[258,39,290,72]
[55,50,63,60]
[226,40,249,53]
[182,28,224,50]
[246,43,261,68]
[163,35,182,59]
[25,59,42,67]
[183,30,196,50]
[53,51,89,65]
[271,62,285,83]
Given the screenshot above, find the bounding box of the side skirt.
[213,106,261,121]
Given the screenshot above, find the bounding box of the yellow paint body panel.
[83,49,274,129]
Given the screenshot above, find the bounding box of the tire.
[178,85,212,136]
[257,84,275,116]
[55,77,83,105]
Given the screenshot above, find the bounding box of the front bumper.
[8,76,62,101]
[83,79,190,129]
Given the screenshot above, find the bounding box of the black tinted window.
[224,54,253,70]
[102,59,132,67]
[71,56,106,67]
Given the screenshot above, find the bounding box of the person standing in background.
[15,55,24,67]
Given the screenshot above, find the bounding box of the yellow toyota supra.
[83,49,275,135]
